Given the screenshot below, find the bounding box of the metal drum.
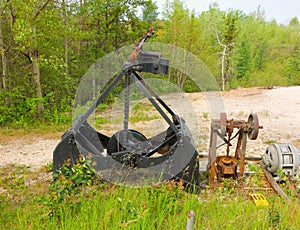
[263,143,300,177]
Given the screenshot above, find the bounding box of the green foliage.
[217,178,238,195]
[0,164,29,192]
[265,140,278,145]
[132,102,153,113]
[289,17,299,27]
[277,168,288,182]
[46,161,54,173]
[202,111,209,119]
[95,117,109,126]
[0,0,300,128]
[158,1,300,90]
[294,174,300,190]
[0,175,299,229]
[0,163,300,229]
[283,47,300,85]
[0,0,157,127]
[130,103,160,123]
[97,103,108,112]
[182,78,201,92]
[246,162,265,187]
[45,155,96,219]
[0,87,72,127]
[235,40,252,79]
[268,206,282,228]
[50,156,95,202]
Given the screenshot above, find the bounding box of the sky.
[156,0,300,24]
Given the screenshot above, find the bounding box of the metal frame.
[208,113,262,185]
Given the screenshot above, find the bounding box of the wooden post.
[186,210,195,230]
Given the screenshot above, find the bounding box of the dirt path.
[0,86,299,170]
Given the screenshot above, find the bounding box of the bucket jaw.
[54,115,199,188]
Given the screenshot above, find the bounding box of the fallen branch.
[259,161,290,203]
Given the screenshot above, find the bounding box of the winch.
[263,143,300,177]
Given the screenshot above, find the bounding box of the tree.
[235,40,252,79]
[284,47,300,85]
[10,0,53,113]
[288,17,299,27]
[0,0,8,104]
[60,0,71,77]
[1,0,300,127]
[204,4,240,90]
[156,0,199,88]
[80,0,156,55]
[215,32,227,91]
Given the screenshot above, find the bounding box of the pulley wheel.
[247,114,259,140]
[107,129,147,156]
[220,112,227,137]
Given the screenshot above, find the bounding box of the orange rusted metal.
[208,113,263,185]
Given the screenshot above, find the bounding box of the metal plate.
[220,112,227,137]
[249,194,269,206]
[248,114,259,140]
[107,129,147,156]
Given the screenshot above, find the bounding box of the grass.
[129,102,161,124]
[264,140,278,145]
[238,110,245,117]
[0,124,69,141]
[129,113,160,124]
[260,109,270,117]
[1,164,300,230]
[202,111,209,119]
[95,117,110,126]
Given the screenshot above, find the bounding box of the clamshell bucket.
[53,27,200,189]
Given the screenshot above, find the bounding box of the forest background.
[0,0,299,127]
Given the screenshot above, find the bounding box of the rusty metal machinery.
[208,113,263,185]
[263,143,300,178]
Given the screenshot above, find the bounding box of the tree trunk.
[31,25,43,114]
[64,36,69,76]
[31,49,44,114]
[31,50,42,98]
[216,33,227,91]
[62,0,69,76]
[0,0,9,105]
[96,13,101,57]
[221,45,227,91]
